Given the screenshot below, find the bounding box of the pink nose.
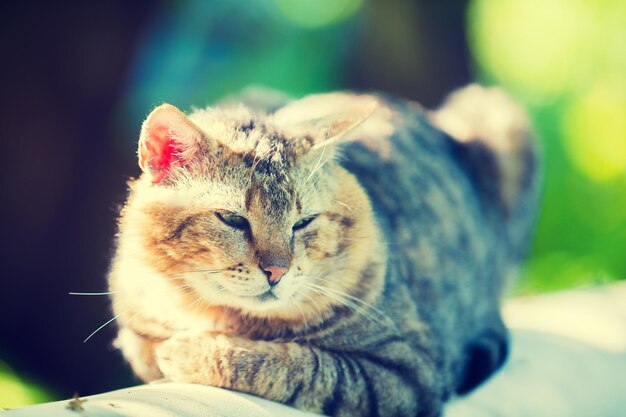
[261,265,288,286]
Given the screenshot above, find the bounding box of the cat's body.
[109,86,539,417]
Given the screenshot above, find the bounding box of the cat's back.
[342,86,539,276]
[337,86,539,394]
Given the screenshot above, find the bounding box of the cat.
[108,85,539,417]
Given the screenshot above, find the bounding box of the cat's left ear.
[138,103,205,184]
[273,93,378,151]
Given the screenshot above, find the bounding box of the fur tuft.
[430,84,538,214]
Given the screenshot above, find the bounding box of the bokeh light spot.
[273,0,363,28]
[561,79,626,182]
[468,0,626,101]
[469,0,580,98]
[0,361,51,408]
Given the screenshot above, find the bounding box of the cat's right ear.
[273,93,379,151]
[138,104,205,184]
[273,93,395,162]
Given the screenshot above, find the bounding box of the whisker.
[303,281,399,332]
[169,269,227,278]
[172,269,226,274]
[69,291,116,296]
[338,236,401,245]
[303,284,364,317]
[304,144,328,185]
[300,293,322,318]
[189,295,206,311]
[307,279,388,315]
[307,286,387,328]
[81,281,196,342]
[248,152,262,182]
[83,308,132,343]
[291,292,309,335]
[304,276,385,309]
[334,200,354,213]
[123,308,152,338]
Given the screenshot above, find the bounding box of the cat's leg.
[155,330,442,417]
[114,326,164,382]
[455,321,509,394]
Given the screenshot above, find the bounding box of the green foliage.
[0,361,52,409]
[468,0,626,293]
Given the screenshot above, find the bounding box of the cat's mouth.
[211,283,287,310]
[228,287,279,303]
[255,290,278,302]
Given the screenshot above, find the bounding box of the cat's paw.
[115,327,164,382]
[155,329,221,385]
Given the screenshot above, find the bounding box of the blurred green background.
[469,0,626,294]
[1,0,624,408]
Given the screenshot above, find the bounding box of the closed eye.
[216,212,250,230]
[293,215,318,231]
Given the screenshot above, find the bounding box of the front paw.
[155,330,221,385]
[115,327,164,382]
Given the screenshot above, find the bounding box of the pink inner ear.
[141,124,186,184]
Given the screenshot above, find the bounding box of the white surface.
[446,283,626,417]
[3,383,323,417]
[445,330,626,417]
[4,284,626,417]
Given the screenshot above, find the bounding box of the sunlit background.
[1,0,624,408]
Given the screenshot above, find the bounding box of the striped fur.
[109,86,539,417]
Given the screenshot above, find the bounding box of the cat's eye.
[293,215,318,231]
[216,212,250,230]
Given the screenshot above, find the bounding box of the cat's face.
[121,95,384,322]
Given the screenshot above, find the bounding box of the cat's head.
[120,93,388,323]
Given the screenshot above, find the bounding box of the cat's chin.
[233,290,296,314]
[244,289,279,303]
[192,284,294,315]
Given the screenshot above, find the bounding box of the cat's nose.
[261,264,288,286]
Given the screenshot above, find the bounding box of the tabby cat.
[108,85,539,417]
